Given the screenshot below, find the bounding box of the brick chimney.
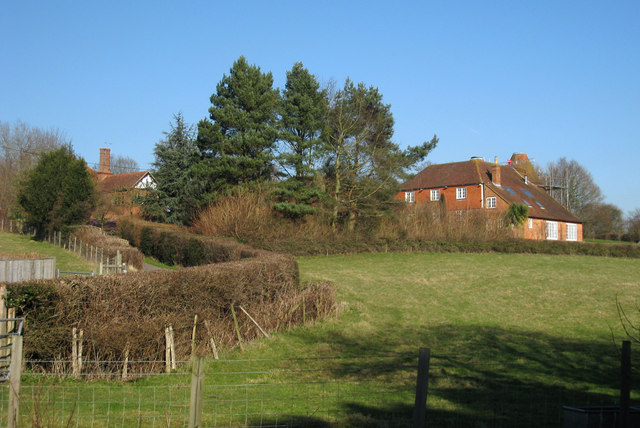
[491,164,501,186]
[99,148,111,174]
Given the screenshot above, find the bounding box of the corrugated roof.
[401,159,582,223]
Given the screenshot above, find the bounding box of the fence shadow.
[284,323,632,427]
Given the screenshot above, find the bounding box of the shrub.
[9,248,335,373]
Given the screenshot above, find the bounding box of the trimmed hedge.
[253,235,640,258]
[8,250,334,371]
[118,217,249,266]
[70,226,145,270]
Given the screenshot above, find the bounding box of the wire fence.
[0,348,634,428]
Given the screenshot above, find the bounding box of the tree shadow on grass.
[277,323,635,427]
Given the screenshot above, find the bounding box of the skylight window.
[521,199,532,207]
[521,189,533,197]
[503,186,516,195]
[534,200,545,209]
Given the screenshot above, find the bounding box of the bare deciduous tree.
[110,155,140,174]
[538,157,602,216]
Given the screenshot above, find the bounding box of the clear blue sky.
[2,1,638,214]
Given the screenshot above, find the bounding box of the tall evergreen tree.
[272,62,329,219]
[195,56,279,199]
[278,62,329,179]
[17,146,95,238]
[142,113,200,224]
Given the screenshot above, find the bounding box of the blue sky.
[2,1,639,213]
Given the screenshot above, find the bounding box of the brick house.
[90,148,156,217]
[397,153,583,241]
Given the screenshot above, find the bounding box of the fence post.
[413,347,431,428]
[621,340,631,428]
[188,356,205,428]
[7,334,23,428]
[191,315,198,360]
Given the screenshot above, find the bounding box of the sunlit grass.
[0,232,93,273]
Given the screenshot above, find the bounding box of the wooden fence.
[0,218,125,275]
[0,257,56,283]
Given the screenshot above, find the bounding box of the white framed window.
[486,197,496,209]
[546,221,558,240]
[528,218,533,229]
[566,223,577,241]
[456,187,466,200]
[405,191,415,204]
[430,189,440,201]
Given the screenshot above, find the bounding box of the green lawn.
[0,231,93,273]
[8,250,640,426]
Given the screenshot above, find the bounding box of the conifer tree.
[195,56,279,199]
[17,146,95,238]
[142,113,200,224]
[272,62,328,219]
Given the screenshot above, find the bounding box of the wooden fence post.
[231,303,244,350]
[170,326,176,370]
[188,356,205,428]
[621,340,631,428]
[122,345,130,381]
[7,334,23,428]
[204,320,219,360]
[239,305,270,338]
[191,315,198,360]
[413,347,431,428]
[0,285,6,360]
[72,328,78,377]
[165,327,171,373]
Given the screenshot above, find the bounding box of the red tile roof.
[401,159,581,223]
[96,171,152,193]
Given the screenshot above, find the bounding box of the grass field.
[0,231,92,273]
[4,239,640,426]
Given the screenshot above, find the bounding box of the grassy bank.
[9,251,640,426]
[0,232,92,273]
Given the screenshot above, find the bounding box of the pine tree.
[195,56,279,198]
[272,62,328,219]
[142,113,200,224]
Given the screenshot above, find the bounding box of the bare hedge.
[8,220,336,373]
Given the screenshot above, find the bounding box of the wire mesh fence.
[0,349,634,427]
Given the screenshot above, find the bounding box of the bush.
[117,217,249,266]
[9,248,335,373]
[70,225,144,270]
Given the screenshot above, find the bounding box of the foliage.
[505,203,529,226]
[626,208,640,243]
[326,79,437,230]
[581,202,624,238]
[0,120,68,218]
[195,56,279,199]
[141,113,200,225]
[277,62,329,179]
[271,177,322,219]
[17,147,95,238]
[272,62,329,219]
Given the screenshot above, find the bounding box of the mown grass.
[0,232,92,273]
[8,251,640,427]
